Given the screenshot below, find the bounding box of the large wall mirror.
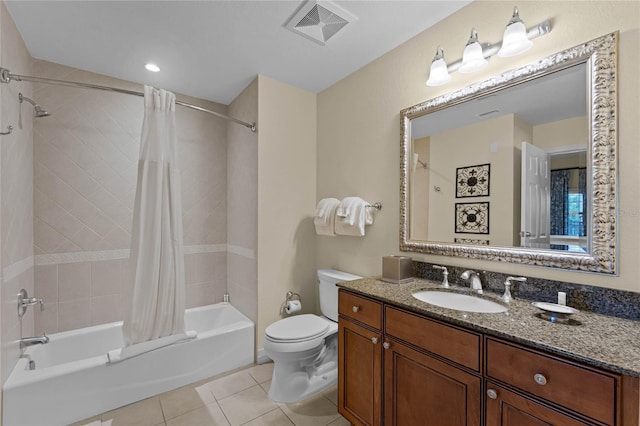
[400,32,618,274]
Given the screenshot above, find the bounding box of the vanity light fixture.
[459,28,488,74]
[426,46,452,87]
[498,6,533,57]
[426,6,551,86]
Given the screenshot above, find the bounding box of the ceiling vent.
[285,0,356,46]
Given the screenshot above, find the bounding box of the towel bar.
[366,202,382,211]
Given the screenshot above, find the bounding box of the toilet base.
[267,334,338,404]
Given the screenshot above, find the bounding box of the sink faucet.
[461,270,483,294]
[20,334,49,348]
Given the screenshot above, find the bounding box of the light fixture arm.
[445,19,551,73]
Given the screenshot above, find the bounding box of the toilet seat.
[265,314,330,343]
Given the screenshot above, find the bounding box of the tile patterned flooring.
[71,363,350,426]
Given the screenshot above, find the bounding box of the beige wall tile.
[58,261,91,301]
[35,302,58,335]
[35,264,58,302]
[58,298,92,332]
[90,294,121,326]
[1,0,34,385]
[91,259,122,297]
[186,283,216,309]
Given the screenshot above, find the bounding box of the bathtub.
[3,303,254,426]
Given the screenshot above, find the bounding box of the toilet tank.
[317,269,362,322]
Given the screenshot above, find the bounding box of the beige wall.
[533,116,588,151]
[256,75,317,355]
[227,78,258,328]
[1,0,34,385]
[317,1,640,292]
[31,60,228,334]
[428,114,515,246]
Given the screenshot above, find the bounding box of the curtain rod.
[0,67,256,132]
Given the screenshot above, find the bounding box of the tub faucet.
[461,270,483,294]
[20,334,49,348]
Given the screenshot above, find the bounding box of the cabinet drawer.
[339,291,382,331]
[385,306,480,372]
[486,338,618,425]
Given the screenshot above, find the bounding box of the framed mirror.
[400,32,618,274]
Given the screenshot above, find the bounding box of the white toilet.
[263,269,361,403]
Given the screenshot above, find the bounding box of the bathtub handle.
[17,289,44,317]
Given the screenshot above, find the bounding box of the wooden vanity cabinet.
[338,290,481,426]
[485,382,597,426]
[338,293,383,426]
[338,290,638,426]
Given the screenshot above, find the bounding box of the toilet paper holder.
[280,291,302,315]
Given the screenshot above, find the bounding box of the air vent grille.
[285,1,356,45]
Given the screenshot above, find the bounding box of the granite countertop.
[338,277,640,378]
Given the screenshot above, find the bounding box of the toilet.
[263,269,361,404]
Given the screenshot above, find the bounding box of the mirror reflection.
[409,63,588,252]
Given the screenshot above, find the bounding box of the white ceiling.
[412,63,587,138]
[5,0,471,105]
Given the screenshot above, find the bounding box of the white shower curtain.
[122,85,186,345]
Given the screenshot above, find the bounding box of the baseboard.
[256,348,271,365]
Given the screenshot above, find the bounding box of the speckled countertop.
[338,277,640,378]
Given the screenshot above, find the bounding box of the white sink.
[412,290,508,313]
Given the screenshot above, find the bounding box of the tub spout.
[20,334,49,348]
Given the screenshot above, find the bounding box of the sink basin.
[412,290,508,313]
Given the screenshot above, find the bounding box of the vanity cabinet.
[338,293,383,426]
[338,289,638,426]
[338,291,481,426]
[485,382,595,426]
[486,338,619,425]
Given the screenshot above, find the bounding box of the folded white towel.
[314,198,340,236]
[335,197,371,236]
[106,330,197,364]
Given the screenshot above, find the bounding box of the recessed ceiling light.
[145,63,160,72]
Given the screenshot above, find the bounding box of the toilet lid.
[265,314,330,342]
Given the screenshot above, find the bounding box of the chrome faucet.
[17,289,44,317]
[20,334,49,348]
[461,270,483,294]
[432,265,449,288]
[502,276,527,303]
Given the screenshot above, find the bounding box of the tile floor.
[71,363,350,426]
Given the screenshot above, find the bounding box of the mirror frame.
[400,32,618,274]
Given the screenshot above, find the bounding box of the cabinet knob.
[352,306,360,313]
[487,389,498,400]
[383,342,391,349]
[371,337,378,344]
[534,373,547,386]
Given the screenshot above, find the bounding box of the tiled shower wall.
[1,0,34,383]
[32,60,228,334]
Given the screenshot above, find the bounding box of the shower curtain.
[122,85,186,345]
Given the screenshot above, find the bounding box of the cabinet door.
[485,382,599,426]
[338,318,382,426]
[384,339,481,426]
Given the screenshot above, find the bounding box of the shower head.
[18,93,51,118]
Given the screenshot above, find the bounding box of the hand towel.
[335,197,369,236]
[314,198,340,236]
[107,330,197,364]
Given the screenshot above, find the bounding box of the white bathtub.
[3,303,254,426]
